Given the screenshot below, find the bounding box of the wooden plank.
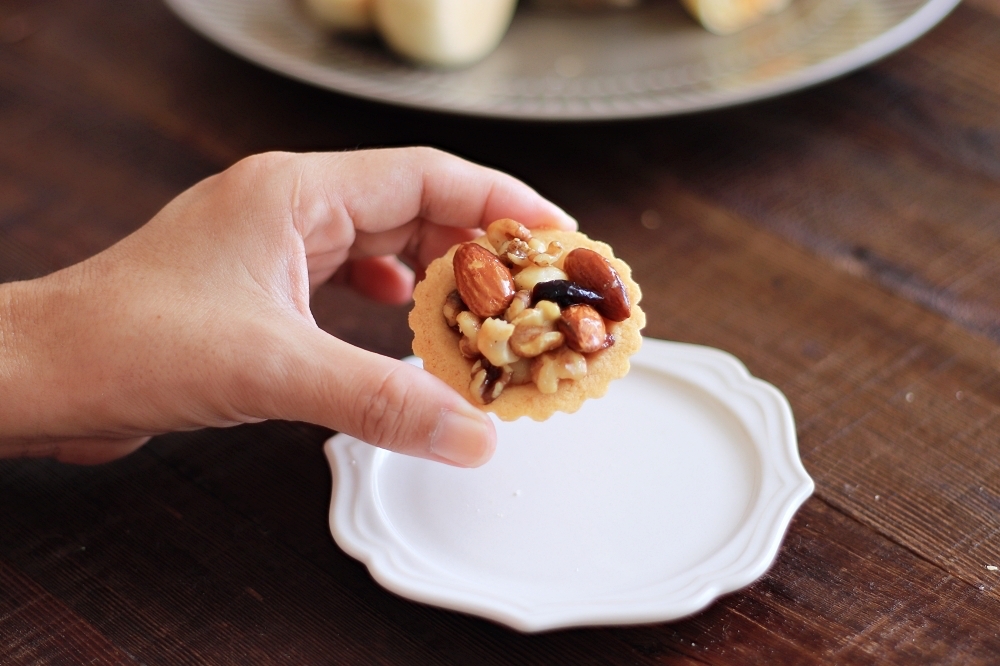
[0,558,133,665]
[1,0,999,661]
[602,7,1000,340]
[966,0,1000,17]
[0,439,438,665]
[0,0,352,166]
[0,51,217,272]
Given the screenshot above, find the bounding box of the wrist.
[0,277,49,439]
[0,277,61,442]
[0,269,100,442]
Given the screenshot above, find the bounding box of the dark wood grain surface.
[2,0,999,663]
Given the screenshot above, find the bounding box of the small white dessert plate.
[325,338,813,632]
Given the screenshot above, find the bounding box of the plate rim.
[325,338,814,631]
[163,0,960,120]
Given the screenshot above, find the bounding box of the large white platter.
[325,338,813,631]
[164,0,958,119]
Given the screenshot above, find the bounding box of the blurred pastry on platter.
[375,0,518,67]
[529,0,641,8]
[679,0,792,33]
[302,0,792,67]
[302,0,374,32]
[533,0,789,30]
[302,0,517,67]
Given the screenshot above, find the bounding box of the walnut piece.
[470,359,513,405]
[531,348,588,394]
[504,290,532,322]
[456,310,482,359]
[477,317,520,367]
[509,300,564,357]
[514,265,569,292]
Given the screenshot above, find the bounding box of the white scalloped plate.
[164,0,959,119]
[325,338,812,631]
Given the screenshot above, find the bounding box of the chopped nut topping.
[508,357,532,385]
[456,310,482,359]
[510,325,564,358]
[511,299,561,327]
[486,218,531,257]
[443,290,466,328]
[531,348,587,394]
[530,241,563,267]
[502,235,564,268]
[456,310,481,341]
[504,290,532,322]
[459,338,479,359]
[510,300,564,358]
[504,238,533,267]
[450,220,631,406]
[477,317,520,367]
[470,359,512,405]
[514,265,569,292]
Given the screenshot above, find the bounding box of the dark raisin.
[530,280,604,309]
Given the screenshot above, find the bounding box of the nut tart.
[410,219,645,421]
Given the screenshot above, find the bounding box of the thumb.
[263,326,496,467]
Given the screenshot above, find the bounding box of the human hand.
[0,148,575,465]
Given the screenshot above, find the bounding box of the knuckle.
[406,145,450,169]
[409,145,442,160]
[244,150,295,171]
[359,365,417,451]
[223,151,295,186]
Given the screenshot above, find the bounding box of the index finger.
[289,147,577,257]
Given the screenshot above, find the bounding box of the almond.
[563,248,631,321]
[453,243,516,318]
[558,304,613,354]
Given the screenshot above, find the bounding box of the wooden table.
[2,0,999,662]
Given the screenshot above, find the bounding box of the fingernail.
[430,406,494,467]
